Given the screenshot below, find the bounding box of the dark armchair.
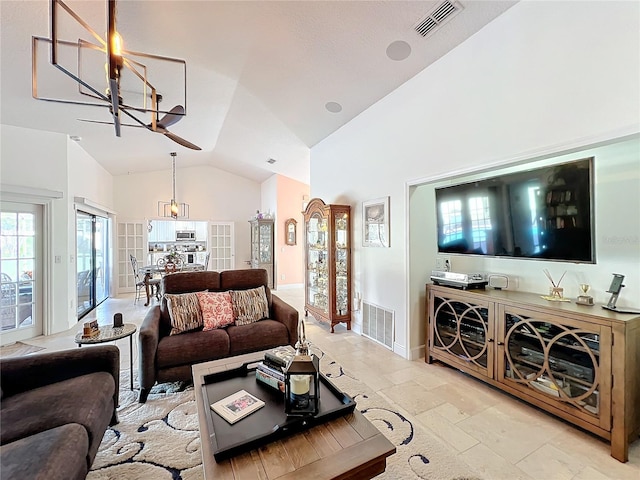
[0,346,120,480]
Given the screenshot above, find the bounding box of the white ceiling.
[1,0,517,184]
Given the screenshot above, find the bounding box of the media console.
[425,283,640,462]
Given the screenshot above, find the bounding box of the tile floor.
[14,287,640,480]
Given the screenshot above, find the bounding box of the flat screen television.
[435,157,595,263]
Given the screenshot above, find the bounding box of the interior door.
[0,202,43,344]
[209,222,234,271]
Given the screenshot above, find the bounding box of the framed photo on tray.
[210,389,265,424]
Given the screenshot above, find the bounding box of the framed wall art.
[362,196,390,247]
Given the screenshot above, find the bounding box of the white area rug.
[89,356,482,479]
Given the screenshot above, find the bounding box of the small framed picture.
[363,197,390,247]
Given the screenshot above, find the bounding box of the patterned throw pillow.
[230,286,269,326]
[196,291,235,330]
[165,292,204,335]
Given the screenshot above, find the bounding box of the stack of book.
[255,345,296,393]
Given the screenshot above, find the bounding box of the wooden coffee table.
[192,351,395,479]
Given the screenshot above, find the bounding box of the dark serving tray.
[201,360,356,462]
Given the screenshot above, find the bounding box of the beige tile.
[379,380,445,415]
[459,443,534,480]
[457,403,568,464]
[548,427,640,480]
[571,466,612,480]
[415,408,479,452]
[432,402,470,424]
[382,365,426,385]
[516,444,585,480]
[421,382,494,417]
[354,369,395,392]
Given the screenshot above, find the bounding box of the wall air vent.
[362,301,394,349]
[414,1,463,38]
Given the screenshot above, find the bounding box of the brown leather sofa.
[138,268,298,403]
[0,345,120,480]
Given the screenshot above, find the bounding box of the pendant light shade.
[158,152,189,219]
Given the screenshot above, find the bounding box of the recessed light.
[325,102,342,113]
[69,135,82,142]
[386,40,412,61]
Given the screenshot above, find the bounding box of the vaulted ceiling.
[1,0,517,183]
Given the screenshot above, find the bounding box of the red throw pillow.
[196,291,235,330]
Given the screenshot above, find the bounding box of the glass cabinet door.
[502,311,604,421]
[431,295,492,376]
[334,211,349,316]
[306,213,328,312]
[250,222,259,265]
[259,223,272,263]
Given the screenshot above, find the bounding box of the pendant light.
[158,152,189,219]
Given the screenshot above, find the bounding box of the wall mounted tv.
[435,157,594,263]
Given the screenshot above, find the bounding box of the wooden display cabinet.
[249,218,274,289]
[303,198,351,333]
[426,284,640,462]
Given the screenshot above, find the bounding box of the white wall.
[0,124,116,334]
[310,1,640,359]
[112,164,262,268]
[68,140,114,207]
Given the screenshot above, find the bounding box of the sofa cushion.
[230,286,269,326]
[160,271,221,329]
[197,291,235,330]
[220,269,272,306]
[227,319,289,356]
[156,328,231,369]
[165,292,204,335]
[0,423,89,480]
[0,371,115,465]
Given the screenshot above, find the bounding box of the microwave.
[176,230,196,241]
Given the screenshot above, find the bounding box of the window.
[468,196,492,252]
[440,200,463,245]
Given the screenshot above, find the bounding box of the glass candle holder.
[550,286,564,299]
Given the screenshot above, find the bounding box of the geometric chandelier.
[158,152,189,220]
[31,0,200,150]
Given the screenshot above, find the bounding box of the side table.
[74,323,137,390]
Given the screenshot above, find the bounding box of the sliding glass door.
[77,211,109,318]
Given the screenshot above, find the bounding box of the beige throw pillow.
[165,292,204,335]
[230,286,269,326]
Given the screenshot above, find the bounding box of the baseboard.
[409,344,426,361]
[393,342,408,359]
[274,283,304,290]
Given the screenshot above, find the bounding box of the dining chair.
[130,254,160,303]
[202,252,210,271]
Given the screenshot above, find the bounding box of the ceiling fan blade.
[163,131,202,151]
[78,119,145,128]
[156,105,185,129]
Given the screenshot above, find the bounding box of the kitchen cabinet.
[426,284,640,462]
[149,220,208,242]
[303,198,351,333]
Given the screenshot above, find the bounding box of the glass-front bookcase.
[303,198,351,333]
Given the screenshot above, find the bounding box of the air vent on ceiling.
[414,1,463,38]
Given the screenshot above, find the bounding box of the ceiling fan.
[32,0,200,150]
[79,105,202,150]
